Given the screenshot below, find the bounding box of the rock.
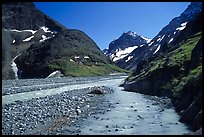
[137,115,143,119]
[184,127,202,135]
[89,86,105,94]
[192,110,202,131]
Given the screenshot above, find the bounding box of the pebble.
[2,77,115,135]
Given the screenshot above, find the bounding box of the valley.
[2,75,190,135]
[2,2,202,135]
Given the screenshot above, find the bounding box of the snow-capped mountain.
[117,2,202,71]
[147,2,202,55]
[104,31,151,62]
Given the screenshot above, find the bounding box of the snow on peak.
[126,31,138,37]
[140,35,152,43]
[111,46,138,62]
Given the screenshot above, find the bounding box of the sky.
[34,2,190,50]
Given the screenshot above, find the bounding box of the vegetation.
[49,59,129,77]
[126,31,202,99]
[168,32,202,67]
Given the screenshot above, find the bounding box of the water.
[78,82,190,135]
[2,76,190,134]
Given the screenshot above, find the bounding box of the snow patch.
[70,59,74,62]
[23,36,34,42]
[176,26,186,31]
[181,22,187,26]
[140,36,152,43]
[11,54,21,79]
[127,31,138,37]
[112,46,138,62]
[140,44,144,47]
[41,26,52,33]
[9,29,37,34]
[148,41,154,46]
[12,40,15,44]
[75,56,80,59]
[153,45,161,54]
[168,38,174,43]
[125,56,133,62]
[174,31,177,35]
[157,35,165,42]
[39,35,51,42]
[46,70,62,78]
[176,22,187,31]
[84,56,90,59]
[40,26,57,34]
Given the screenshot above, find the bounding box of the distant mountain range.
[2,2,126,79]
[104,2,202,72]
[104,31,151,63]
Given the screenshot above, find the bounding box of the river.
[2,75,190,135]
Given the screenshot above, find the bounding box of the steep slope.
[118,2,202,71]
[104,31,151,62]
[2,2,126,79]
[124,11,202,133]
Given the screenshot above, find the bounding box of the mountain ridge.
[2,2,127,79]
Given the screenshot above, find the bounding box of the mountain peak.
[124,31,138,37]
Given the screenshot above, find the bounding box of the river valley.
[2,75,191,135]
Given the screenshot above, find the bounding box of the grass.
[171,64,202,98]
[168,32,202,67]
[126,31,202,100]
[49,59,129,77]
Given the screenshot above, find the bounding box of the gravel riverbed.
[2,75,190,135]
[2,85,114,135]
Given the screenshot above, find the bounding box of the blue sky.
[34,2,190,50]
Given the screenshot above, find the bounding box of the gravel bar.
[2,75,126,95]
[2,86,114,135]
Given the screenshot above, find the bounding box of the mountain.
[104,31,151,63]
[114,2,202,71]
[2,2,126,79]
[123,2,202,134]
